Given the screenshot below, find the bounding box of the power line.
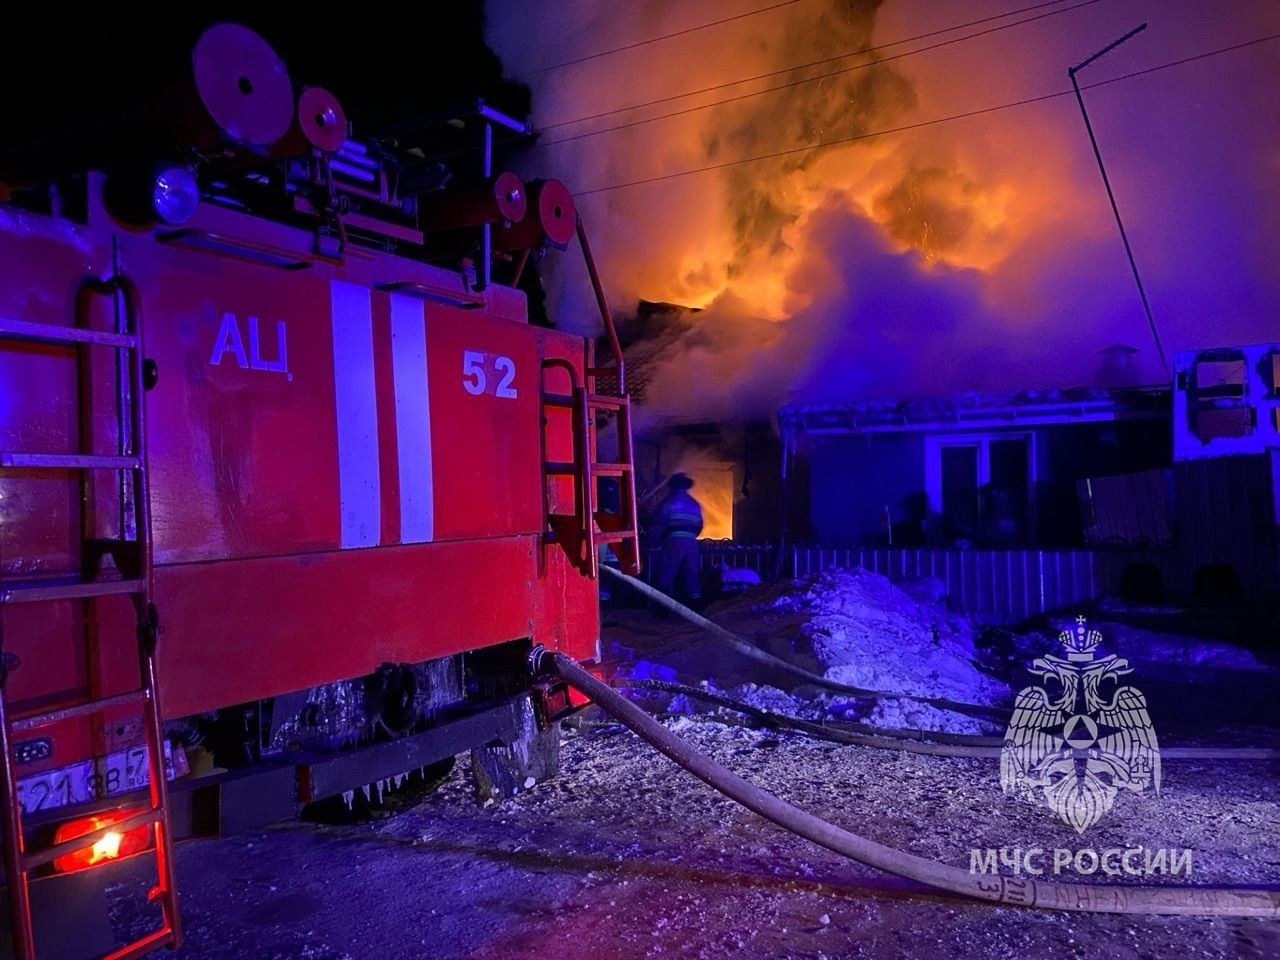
[575,32,1280,196]
[526,0,800,76]
[411,0,1080,168]
[1069,24,1169,376]
[540,0,1077,132]
[539,0,1106,149]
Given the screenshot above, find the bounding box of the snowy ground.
[99,574,1279,959]
[107,716,1279,960]
[621,569,1011,735]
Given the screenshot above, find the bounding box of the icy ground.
[108,712,1278,959]
[100,573,1277,959]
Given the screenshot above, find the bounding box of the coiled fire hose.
[601,566,1010,721]
[543,650,1280,917]
[628,677,1280,761]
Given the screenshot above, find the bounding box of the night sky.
[0,4,525,135]
[487,0,1279,420]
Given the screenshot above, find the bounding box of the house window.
[1188,351,1252,442]
[939,445,979,543]
[925,434,1034,546]
[1193,356,1246,399]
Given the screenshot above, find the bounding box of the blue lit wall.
[810,434,925,546]
[806,420,1172,548]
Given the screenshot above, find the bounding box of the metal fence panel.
[727,544,1102,625]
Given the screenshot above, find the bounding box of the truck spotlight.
[103,165,199,227]
[152,166,200,225]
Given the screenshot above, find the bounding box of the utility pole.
[1069,23,1169,378]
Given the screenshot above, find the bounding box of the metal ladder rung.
[103,927,178,960]
[542,392,574,409]
[591,462,630,477]
[586,394,627,409]
[1,453,140,470]
[547,460,629,477]
[10,689,149,734]
[0,317,136,350]
[0,577,145,604]
[595,531,638,544]
[0,273,183,960]
[22,807,161,871]
[542,392,629,411]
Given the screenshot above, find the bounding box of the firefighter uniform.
[653,473,704,604]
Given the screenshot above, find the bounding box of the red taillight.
[52,812,151,873]
[567,662,609,706]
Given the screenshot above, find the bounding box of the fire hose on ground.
[539,650,1280,918]
[601,566,1009,721]
[626,677,1280,762]
[582,568,1280,915]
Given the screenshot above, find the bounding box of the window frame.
[923,431,1038,545]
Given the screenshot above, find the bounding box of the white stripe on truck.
[329,281,381,548]
[389,293,435,543]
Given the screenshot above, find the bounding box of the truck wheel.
[470,699,560,806]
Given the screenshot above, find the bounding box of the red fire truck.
[0,23,639,959]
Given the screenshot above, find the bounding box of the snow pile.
[723,682,807,715]
[863,699,990,736]
[664,715,699,734]
[610,567,1011,733]
[759,568,1008,710]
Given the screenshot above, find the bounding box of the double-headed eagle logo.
[1000,617,1160,834]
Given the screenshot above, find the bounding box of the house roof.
[779,385,1171,436]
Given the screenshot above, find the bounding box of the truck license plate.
[15,743,187,816]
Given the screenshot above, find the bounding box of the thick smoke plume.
[487,0,1280,424]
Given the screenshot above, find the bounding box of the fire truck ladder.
[0,276,181,959]
[541,217,642,579]
[541,359,642,579]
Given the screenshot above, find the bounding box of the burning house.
[607,300,792,550]
[492,0,1279,611]
[778,383,1172,550]
[776,342,1280,625]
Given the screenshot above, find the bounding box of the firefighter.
[653,472,704,606]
